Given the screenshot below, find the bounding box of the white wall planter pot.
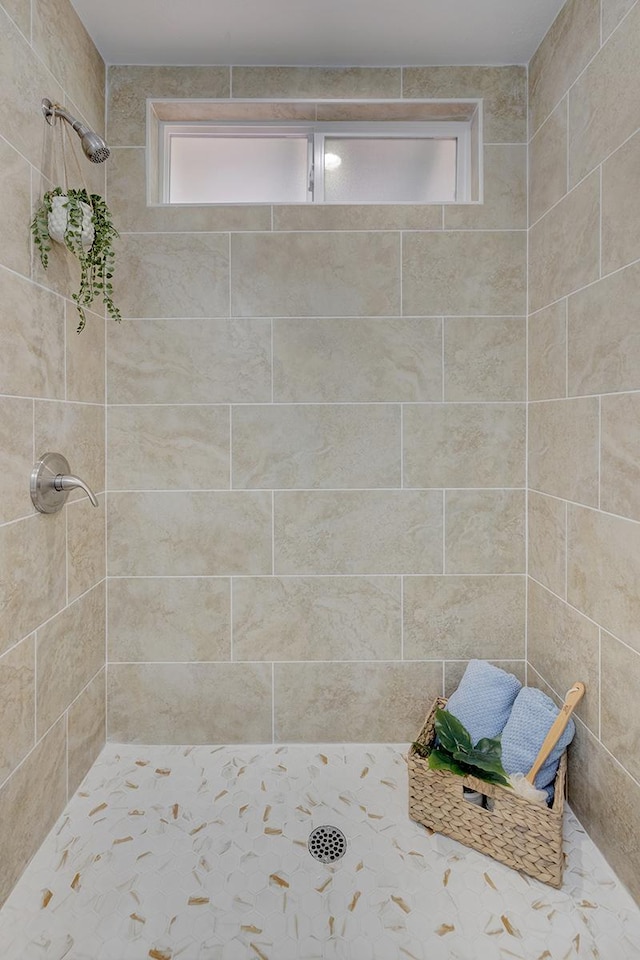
[47,194,94,250]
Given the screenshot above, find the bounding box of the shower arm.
[43,98,89,136]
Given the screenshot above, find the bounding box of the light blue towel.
[445,660,522,744]
[501,686,575,792]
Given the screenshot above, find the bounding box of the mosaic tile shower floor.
[0,744,639,960]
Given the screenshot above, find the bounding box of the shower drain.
[308,825,347,863]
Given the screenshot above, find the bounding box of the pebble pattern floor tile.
[0,743,639,960]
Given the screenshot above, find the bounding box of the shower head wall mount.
[42,97,110,163]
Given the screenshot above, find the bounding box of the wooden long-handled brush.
[509,682,586,804]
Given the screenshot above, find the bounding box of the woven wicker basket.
[408,697,567,888]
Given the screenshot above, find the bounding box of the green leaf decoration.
[434,708,473,755]
[427,708,512,788]
[428,747,467,777]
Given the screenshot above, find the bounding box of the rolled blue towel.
[445,660,522,744]
[501,686,575,792]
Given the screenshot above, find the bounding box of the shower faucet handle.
[53,473,99,507]
[30,453,99,514]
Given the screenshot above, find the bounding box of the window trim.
[159,119,472,205]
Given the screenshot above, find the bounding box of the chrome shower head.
[42,98,111,163]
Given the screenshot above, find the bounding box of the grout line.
[400,575,404,661]
[564,499,569,600]
[271,662,275,744]
[441,318,445,402]
[229,577,234,662]
[442,489,446,574]
[564,298,569,397]
[599,163,603,278]
[399,404,404,488]
[270,318,274,404]
[598,626,602,740]
[399,231,403,316]
[598,395,602,510]
[271,491,275,575]
[229,406,233,490]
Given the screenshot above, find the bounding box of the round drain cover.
[308,825,347,863]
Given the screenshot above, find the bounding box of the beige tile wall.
[106,64,527,746]
[0,0,106,908]
[528,0,640,903]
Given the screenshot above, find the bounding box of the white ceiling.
[70,0,566,67]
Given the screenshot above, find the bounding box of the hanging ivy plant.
[31,186,122,333]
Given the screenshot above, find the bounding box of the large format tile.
[67,668,105,795]
[274,490,442,575]
[2,0,29,35]
[34,400,105,498]
[529,0,600,134]
[0,717,66,909]
[529,98,568,225]
[108,577,230,662]
[115,234,229,319]
[108,318,271,404]
[0,514,66,657]
[529,172,600,313]
[568,504,640,653]
[67,494,105,602]
[232,404,400,489]
[569,0,640,183]
[568,260,640,396]
[0,397,33,525]
[403,232,526,317]
[403,66,526,143]
[0,267,65,400]
[528,301,567,401]
[403,403,525,488]
[569,1,640,184]
[602,129,640,275]
[108,491,272,576]
[0,138,31,277]
[528,398,599,506]
[527,580,599,734]
[274,661,442,741]
[601,631,640,782]
[107,65,230,145]
[568,719,640,904]
[232,576,401,661]
[274,203,442,232]
[107,662,272,742]
[32,0,104,137]
[445,490,525,574]
[443,317,525,401]
[36,584,105,737]
[66,307,105,405]
[528,491,566,597]
[108,405,230,490]
[445,144,526,229]
[601,392,640,521]
[0,7,64,168]
[0,636,34,785]
[274,317,442,403]
[231,66,401,99]
[602,0,637,39]
[403,575,525,660]
[231,233,400,318]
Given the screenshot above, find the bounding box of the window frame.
[159,119,472,205]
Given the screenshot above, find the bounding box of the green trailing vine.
[31,186,122,333]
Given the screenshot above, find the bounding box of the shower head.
[42,98,110,163]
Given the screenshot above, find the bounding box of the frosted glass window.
[169,135,309,204]
[323,137,457,203]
